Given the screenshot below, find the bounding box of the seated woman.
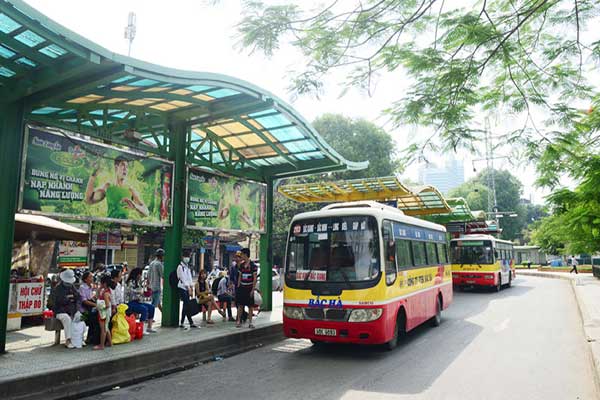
[216,271,235,322]
[78,271,98,345]
[125,267,157,334]
[195,269,224,324]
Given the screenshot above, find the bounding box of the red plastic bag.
[135,321,144,340]
[125,314,136,339]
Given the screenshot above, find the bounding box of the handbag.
[253,290,263,306]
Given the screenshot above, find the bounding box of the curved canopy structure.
[0,0,367,181]
[278,176,451,216]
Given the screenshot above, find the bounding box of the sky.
[23,0,551,204]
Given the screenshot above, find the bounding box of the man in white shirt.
[570,256,579,274]
[177,250,198,329]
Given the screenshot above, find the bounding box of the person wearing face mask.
[51,269,82,349]
[177,250,198,329]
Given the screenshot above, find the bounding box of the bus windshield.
[450,240,494,264]
[286,216,380,284]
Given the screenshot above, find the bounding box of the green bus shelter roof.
[421,197,485,224]
[278,176,451,216]
[0,0,367,181]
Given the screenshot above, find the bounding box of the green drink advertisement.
[20,126,173,226]
[186,168,266,232]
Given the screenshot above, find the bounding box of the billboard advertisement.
[186,168,266,232]
[20,126,173,226]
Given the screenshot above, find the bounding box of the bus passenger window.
[412,241,427,265]
[396,240,412,270]
[382,221,397,285]
[437,243,448,264]
[426,242,438,265]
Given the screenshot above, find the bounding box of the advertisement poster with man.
[186,168,266,232]
[20,127,173,226]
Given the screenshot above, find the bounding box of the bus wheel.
[431,295,442,327]
[385,311,404,351]
[495,274,502,292]
[507,272,512,288]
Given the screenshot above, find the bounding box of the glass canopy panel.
[38,44,67,58]
[14,30,46,47]
[0,66,15,77]
[269,126,304,141]
[0,45,16,58]
[0,13,20,33]
[205,88,239,98]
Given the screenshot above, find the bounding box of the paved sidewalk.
[518,270,600,388]
[2,293,284,400]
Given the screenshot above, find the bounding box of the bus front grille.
[304,308,325,320]
[303,308,349,321]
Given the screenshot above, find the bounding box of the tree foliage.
[237,0,600,161]
[271,114,399,257]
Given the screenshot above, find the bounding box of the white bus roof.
[451,234,513,245]
[291,201,447,232]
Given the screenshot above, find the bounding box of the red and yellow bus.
[450,234,515,291]
[283,201,453,349]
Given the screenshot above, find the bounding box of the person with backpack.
[175,250,198,329]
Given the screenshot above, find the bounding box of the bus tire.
[507,272,512,288]
[495,273,502,292]
[431,295,442,327]
[385,309,405,351]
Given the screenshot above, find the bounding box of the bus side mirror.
[494,251,499,258]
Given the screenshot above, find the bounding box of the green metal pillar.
[162,122,186,327]
[0,102,24,353]
[259,178,274,311]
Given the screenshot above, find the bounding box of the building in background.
[418,156,465,195]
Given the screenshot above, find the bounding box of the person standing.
[51,269,81,349]
[236,248,258,329]
[110,268,124,315]
[177,250,198,329]
[570,255,579,274]
[148,248,164,312]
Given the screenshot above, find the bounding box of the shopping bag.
[111,304,131,345]
[125,314,136,339]
[135,321,144,340]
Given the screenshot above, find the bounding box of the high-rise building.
[418,157,465,195]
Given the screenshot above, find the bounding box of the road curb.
[518,270,600,393]
[2,323,284,400]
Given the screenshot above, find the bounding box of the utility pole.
[124,12,136,57]
[484,117,498,218]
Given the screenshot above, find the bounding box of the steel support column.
[259,178,274,311]
[0,102,24,353]
[162,122,186,327]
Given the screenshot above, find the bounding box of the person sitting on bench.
[51,269,81,349]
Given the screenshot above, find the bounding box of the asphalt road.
[87,276,598,400]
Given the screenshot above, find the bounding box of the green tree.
[449,168,526,240]
[271,114,399,258]
[237,0,598,161]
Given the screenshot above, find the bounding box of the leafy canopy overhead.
[238,0,600,163]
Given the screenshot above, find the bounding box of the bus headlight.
[348,308,383,322]
[283,306,304,320]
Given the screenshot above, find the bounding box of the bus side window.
[437,242,448,264]
[396,240,412,271]
[382,221,397,285]
[425,242,438,265]
[412,241,427,266]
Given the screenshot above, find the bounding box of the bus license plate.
[315,328,337,336]
[466,280,475,284]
